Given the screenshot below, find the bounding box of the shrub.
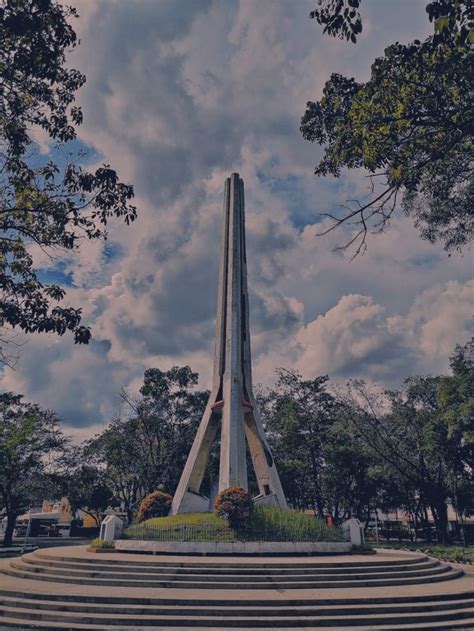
[90,538,115,549]
[214,486,253,526]
[136,491,173,523]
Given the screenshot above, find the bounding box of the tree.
[85,366,208,523]
[61,464,115,528]
[310,0,362,43]
[303,0,473,255]
[259,369,384,525]
[0,392,68,546]
[84,419,142,525]
[258,370,336,514]
[438,338,474,540]
[0,0,136,365]
[125,366,209,495]
[321,418,382,526]
[438,338,474,472]
[343,363,472,544]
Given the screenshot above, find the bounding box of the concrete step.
[2,563,464,589]
[1,548,472,629]
[2,623,474,631]
[2,594,474,617]
[22,554,442,575]
[31,550,430,568]
[13,558,452,582]
[1,586,473,607]
[2,603,474,627]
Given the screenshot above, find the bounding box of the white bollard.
[99,515,123,542]
[342,518,365,546]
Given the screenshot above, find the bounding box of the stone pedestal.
[99,515,123,542]
[342,518,365,546]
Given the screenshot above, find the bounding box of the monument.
[171,173,287,514]
[3,184,469,631]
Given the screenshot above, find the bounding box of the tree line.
[1,340,472,547]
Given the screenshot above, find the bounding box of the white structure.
[172,174,287,514]
[99,515,123,542]
[342,517,365,546]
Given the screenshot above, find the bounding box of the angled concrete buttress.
[171,173,287,514]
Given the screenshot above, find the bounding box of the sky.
[1,0,473,439]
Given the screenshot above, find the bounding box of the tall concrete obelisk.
[171,173,287,514]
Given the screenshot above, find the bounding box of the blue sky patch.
[37,262,74,288]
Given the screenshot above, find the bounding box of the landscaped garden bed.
[123,506,343,543]
[88,538,116,553]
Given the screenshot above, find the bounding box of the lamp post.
[374,507,379,545]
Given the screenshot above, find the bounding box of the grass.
[90,538,115,549]
[244,506,343,542]
[123,507,343,543]
[124,512,234,542]
[136,513,227,528]
[369,541,474,563]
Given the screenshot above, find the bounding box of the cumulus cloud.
[391,281,474,374]
[291,281,474,384]
[1,1,471,433]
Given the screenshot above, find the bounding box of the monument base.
[115,539,351,555]
[253,492,280,508]
[171,491,284,514]
[176,490,210,513]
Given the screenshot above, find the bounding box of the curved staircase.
[0,546,473,629]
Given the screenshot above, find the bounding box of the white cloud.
[1,0,471,436]
[290,280,474,383]
[390,281,474,374]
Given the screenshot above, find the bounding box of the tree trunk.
[364,506,372,534]
[460,516,467,550]
[2,512,17,547]
[316,497,325,519]
[422,503,432,542]
[431,502,450,544]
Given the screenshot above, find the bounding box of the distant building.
[16,497,73,537]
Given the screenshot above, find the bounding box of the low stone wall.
[115,540,351,555]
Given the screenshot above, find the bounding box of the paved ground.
[453,561,474,576]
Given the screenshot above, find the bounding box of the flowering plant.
[213,486,253,526]
[136,491,173,523]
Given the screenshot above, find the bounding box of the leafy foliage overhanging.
[303,0,473,255]
[0,0,137,365]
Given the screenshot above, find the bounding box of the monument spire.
[171,173,287,514]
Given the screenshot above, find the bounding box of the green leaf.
[434,16,449,32]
